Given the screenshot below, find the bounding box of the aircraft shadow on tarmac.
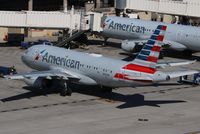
[0,43,21,47]
[0,87,57,102]
[0,84,186,109]
[72,84,186,109]
[115,94,185,109]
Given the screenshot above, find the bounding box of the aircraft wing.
[4,70,80,81]
[157,60,196,68]
[165,70,199,79]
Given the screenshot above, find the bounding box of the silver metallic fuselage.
[102,16,200,51]
[21,45,167,87]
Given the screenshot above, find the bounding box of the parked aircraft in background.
[5,25,198,96]
[101,16,200,56]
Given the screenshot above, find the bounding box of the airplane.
[101,16,200,56]
[4,25,198,96]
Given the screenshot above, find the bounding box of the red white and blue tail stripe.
[120,25,167,75]
[114,25,167,82]
[132,25,167,69]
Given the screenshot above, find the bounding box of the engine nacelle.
[163,40,187,51]
[121,40,143,52]
[24,77,48,89]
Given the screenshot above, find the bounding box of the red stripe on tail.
[162,26,167,31]
[147,56,158,63]
[156,35,164,41]
[152,46,161,52]
[122,64,156,74]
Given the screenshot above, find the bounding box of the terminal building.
[0,0,200,23]
[0,0,199,25]
[0,0,115,11]
[0,0,200,43]
[0,0,115,42]
[116,0,200,25]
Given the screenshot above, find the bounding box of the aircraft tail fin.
[121,25,167,74]
[131,25,167,69]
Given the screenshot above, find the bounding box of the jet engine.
[121,40,144,52]
[163,40,187,51]
[24,77,52,89]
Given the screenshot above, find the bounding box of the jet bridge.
[117,0,200,18]
[56,30,89,47]
[0,10,103,31]
[0,10,103,45]
[55,12,103,47]
[0,10,82,29]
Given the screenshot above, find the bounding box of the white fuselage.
[101,16,200,51]
[22,45,168,87]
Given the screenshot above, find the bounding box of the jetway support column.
[28,0,33,11]
[115,0,126,16]
[62,28,70,41]
[24,0,33,39]
[63,0,68,12]
[96,0,101,8]
[24,28,32,38]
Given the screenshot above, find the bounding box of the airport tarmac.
[1,42,200,134]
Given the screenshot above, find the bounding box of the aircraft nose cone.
[21,53,29,65]
[21,54,26,63]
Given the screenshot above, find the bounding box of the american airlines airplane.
[5,25,198,96]
[101,16,200,56]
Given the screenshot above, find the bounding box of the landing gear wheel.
[60,86,72,96]
[60,82,72,96]
[102,38,108,46]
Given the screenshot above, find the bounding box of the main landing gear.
[60,82,72,96]
[102,38,108,46]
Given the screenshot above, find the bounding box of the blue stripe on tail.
[134,25,167,62]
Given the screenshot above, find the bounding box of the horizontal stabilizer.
[157,60,196,68]
[126,76,153,81]
[165,70,199,79]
